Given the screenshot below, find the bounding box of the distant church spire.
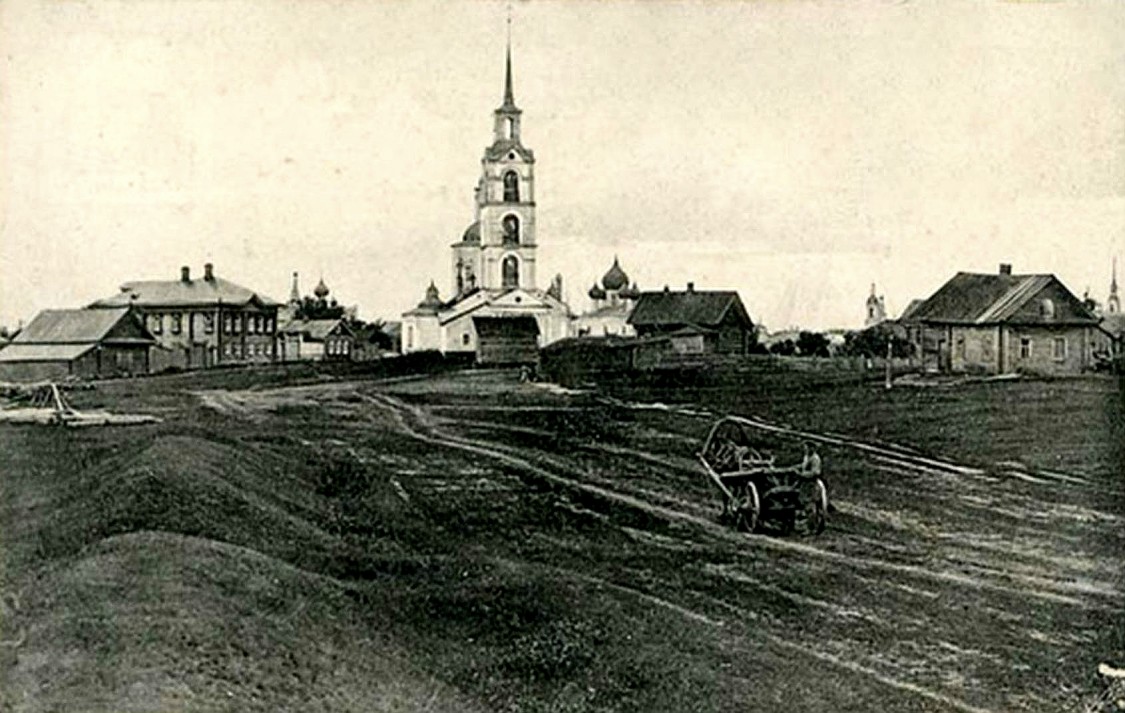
[1109,257,1120,314]
[289,271,300,305]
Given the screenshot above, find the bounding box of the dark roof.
[909,272,1097,325]
[14,308,152,345]
[472,315,540,337]
[92,276,278,309]
[898,298,926,322]
[627,290,752,329]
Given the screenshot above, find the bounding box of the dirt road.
[201,371,1123,712]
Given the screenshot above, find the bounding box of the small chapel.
[401,37,571,362]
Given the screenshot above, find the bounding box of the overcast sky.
[2,0,1123,331]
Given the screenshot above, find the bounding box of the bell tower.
[473,33,538,293]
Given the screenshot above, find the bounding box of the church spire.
[1109,257,1120,314]
[503,43,515,109]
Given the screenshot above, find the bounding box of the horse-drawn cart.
[697,417,828,535]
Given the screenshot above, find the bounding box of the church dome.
[619,282,640,300]
[601,257,629,291]
[462,221,481,243]
[417,281,442,310]
[588,283,606,301]
[314,278,330,299]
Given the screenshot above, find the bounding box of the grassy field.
[0,367,1121,712]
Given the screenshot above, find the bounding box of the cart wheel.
[733,483,760,534]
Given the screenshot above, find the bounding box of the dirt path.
[193,375,1121,712]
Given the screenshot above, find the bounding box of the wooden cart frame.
[697,417,828,535]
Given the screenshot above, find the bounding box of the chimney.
[687,281,695,293]
[181,266,191,282]
[204,263,214,281]
[663,285,670,292]
[999,263,1012,275]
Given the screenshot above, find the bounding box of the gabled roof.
[909,272,1097,325]
[898,298,926,322]
[281,318,353,341]
[627,290,752,329]
[0,343,95,363]
[13,308,153,345]
[92,276,278,309]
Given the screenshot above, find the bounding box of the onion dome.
[462,220,481,243]
[588,283,606,301]
[314,278,330,299]
[417,281,442,310]
[619,282,640,300]
[601,257,629,291]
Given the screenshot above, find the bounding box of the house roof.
[898,298,926,322]
[13,307,149,344]
[1099,313,1125,337]
[92,276,278,309]
[627,290,751,329]
[281,318,352,341]
[909,272,1097,325]
[0,343,95,362]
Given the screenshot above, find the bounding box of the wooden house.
[0,308,154,382]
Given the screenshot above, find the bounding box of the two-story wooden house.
[89,264,279,370]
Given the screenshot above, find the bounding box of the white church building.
[401,43,572,361]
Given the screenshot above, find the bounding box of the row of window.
[147,312,273,336]
[223,342,272,358]
[956,335,1068,361]
[326,339,351,356]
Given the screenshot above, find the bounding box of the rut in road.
[368,390,1112,610]
[361,391,1004,713]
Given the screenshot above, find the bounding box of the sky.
[2,0,1124,332]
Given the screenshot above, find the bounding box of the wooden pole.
[885,339,893,390]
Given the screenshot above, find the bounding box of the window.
[502,214,520,245]
[252,315,261,334]
[263,317,272,333]
[955,337,966,360]
[503,171,520,202]
[1019,338,1032,359]
[502,255,520,289]
[171,313,182,335]
[406,326,414,349]
[1053,337,1067,361]
[204,313,215,334]
[506,117,515,139]
[150,313,163,335]
[462,333,471,346]
[232,315,241,334]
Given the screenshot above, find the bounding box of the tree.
[769,339,796,356]
[796,331,830,358]
[843,324,915,359]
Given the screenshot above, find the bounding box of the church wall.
[440,316,479,353]
[402,314,442,354]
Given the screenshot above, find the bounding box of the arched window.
[506,117,515,139]
[502,255,520,289]
[503,171,519,202]
[502,214,520,245]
